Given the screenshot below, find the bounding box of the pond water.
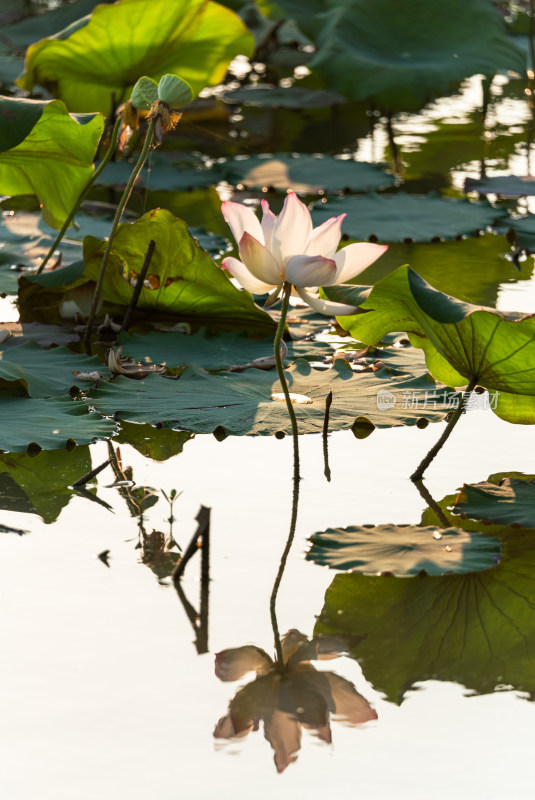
[2,21,535,800]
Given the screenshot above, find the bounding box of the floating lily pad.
[324,266,535,424]
[88,357,454,436]
[306,524,501,575]
[117,328,332,370]
[0,341,108,397]
[278,0,525,111]
[19,209,275,336]
[0,97,103,228]
[0,446,92,523]
[314,528,535,701]
[219,154,394,193]
[465,175,535,197]
[18,0,254,113]
[0,395,116,453]
[222,84,346,108]
[96,153,219,191]
[311,193,506,242]
[453,476,535,528]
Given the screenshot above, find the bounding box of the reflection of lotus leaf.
[214,630,376,773]
[315,529,535,702]
[453,477,535,528]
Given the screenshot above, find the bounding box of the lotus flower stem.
[411,376,478,482]
[37,116,122,275]
[270,282,300,667]
[83,116,157,353]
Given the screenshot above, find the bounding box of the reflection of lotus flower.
[221,192,387,315]
[214,630,377,773]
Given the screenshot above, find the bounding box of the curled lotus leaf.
[323,266,535,424]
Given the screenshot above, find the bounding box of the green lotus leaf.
[311,193,507,242]
[274,0,525,111]
[314,529,535,701]
[0,446,92,523]
[0,395,117,453]
[0,97,103,228]
[0,341,108,397]
[87,357,455,436]
[130,76,159,110]
[18,0,254,114]
[19,209,275,336]
[453,476,535,528]
[306,524,501,576]
[219,154,394,193]
[114,422,193,461]
[117,328,332,370]
[323,266,535,423]
[222,84,346,108]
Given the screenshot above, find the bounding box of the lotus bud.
[157,74,193,109]
[131,76,159,110]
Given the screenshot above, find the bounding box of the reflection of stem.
[270,282,301,667]
[173,506,211,654]
[413,479,449,527]
[37,117,122,275]
[385,112,402,178]
[323,390,333,482]
[84,117,157,353]
[411,377,477,481]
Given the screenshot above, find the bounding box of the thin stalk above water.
[83,116,157,352]
[269,282,301,668]
[37,116,122,275]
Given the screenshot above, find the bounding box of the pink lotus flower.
[221,192,387,315]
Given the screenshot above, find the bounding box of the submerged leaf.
[306,524,501,576]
